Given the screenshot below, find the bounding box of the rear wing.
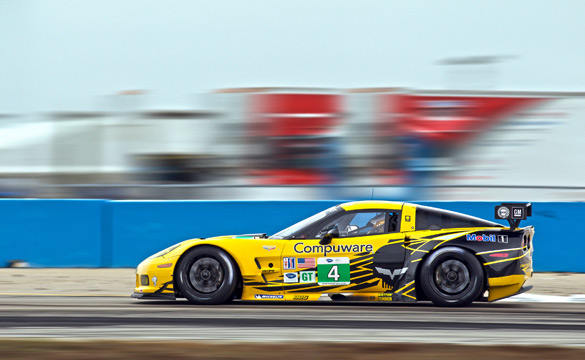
[495,203,532,231]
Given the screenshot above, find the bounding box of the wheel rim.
[433,259,470,295]
[188,257,224,293]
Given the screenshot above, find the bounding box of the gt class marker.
[317,257,350,285]
[299,271,316,283]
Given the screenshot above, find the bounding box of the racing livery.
[133,201,534,306]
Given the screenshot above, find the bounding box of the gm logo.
[512,208,524,219]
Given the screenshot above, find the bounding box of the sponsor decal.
[466,234,496,242]
[299,271,316,283]
[497,206,510,219]
[283,257,296,270]
[298,257,316,268]
[152,276,158,286]
[375,267,407,281]
[284,272,299,283]
[293,243,373,256]
[317,257,350,285]
[377,293,393,302]
[405,215,411,222]
[263,245,277,251]
[512,207,524,219]
[293,295,309,300]
[261,269,275,274]
[372,243,406,288]
[255,294,284,299]
[497,235,509,243]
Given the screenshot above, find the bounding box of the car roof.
[339,200,405,211]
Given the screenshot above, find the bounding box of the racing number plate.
[317,257,350,285]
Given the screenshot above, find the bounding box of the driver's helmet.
[368,214,386,233]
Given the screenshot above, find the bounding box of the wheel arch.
[173,243,243,299]
[414,244,488,301]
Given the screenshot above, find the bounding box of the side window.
[388,212,400,232]
[316,212,388,238]
[415,205,500,231]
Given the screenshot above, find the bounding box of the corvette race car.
[133,201,534,306]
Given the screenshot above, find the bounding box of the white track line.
[503,293,585,303]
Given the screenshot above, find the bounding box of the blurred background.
[1,0,584,202]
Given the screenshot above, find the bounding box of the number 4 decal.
[317,257,350,285]
[328,266,340,281]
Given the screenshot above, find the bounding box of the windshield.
[269,205,341,239]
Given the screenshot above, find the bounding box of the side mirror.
[319,227,339,245]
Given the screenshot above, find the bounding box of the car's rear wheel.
[175,246,238,305]
[420,246,484,307]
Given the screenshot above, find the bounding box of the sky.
[1,0,585,112]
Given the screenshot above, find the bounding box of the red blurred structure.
[248,92,342,185]
[381,93,546,144]
[372,92,548,186]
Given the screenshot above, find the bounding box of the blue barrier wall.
[0,199,104,267]
[0,199,582,271]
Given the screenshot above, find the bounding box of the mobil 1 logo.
[317,257,350,286]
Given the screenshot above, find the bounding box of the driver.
[366,214,386,234]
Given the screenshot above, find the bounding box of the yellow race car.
[133,201,533,306]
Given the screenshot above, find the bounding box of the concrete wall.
[0,199,580,271]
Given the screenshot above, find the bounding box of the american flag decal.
[298,257,315,268]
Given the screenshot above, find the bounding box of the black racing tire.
[420,246,484,307]
[175,245,238,305]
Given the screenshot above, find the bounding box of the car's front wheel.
[175,246,238,305]
[420,246,484,307]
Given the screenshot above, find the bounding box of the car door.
[281,210,405,297]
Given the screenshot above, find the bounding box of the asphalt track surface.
[0,295,584,347]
